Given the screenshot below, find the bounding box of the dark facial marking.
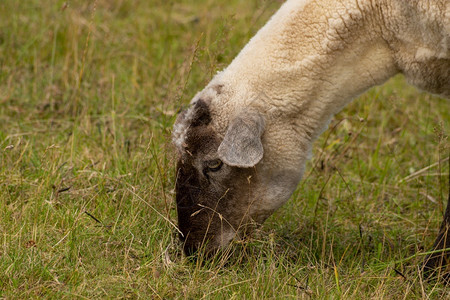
[185,123,218,157]
[174,98,257,255]
[190,99,212,127]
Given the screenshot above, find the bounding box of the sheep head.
[172,84,302,255]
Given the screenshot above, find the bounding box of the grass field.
[0,0,449,298]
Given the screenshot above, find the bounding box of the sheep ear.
[218,111,265,168]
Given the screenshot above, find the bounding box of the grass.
[0,0,448,298]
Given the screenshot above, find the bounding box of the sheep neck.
[224,0,400,134]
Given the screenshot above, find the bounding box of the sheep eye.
[206,159,223,172]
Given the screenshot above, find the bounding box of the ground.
[0,0,449,298]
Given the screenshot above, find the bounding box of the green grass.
[0,0,449,298]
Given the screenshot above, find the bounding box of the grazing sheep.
[172,0,449,274]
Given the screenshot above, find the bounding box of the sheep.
[172,0,449,274]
